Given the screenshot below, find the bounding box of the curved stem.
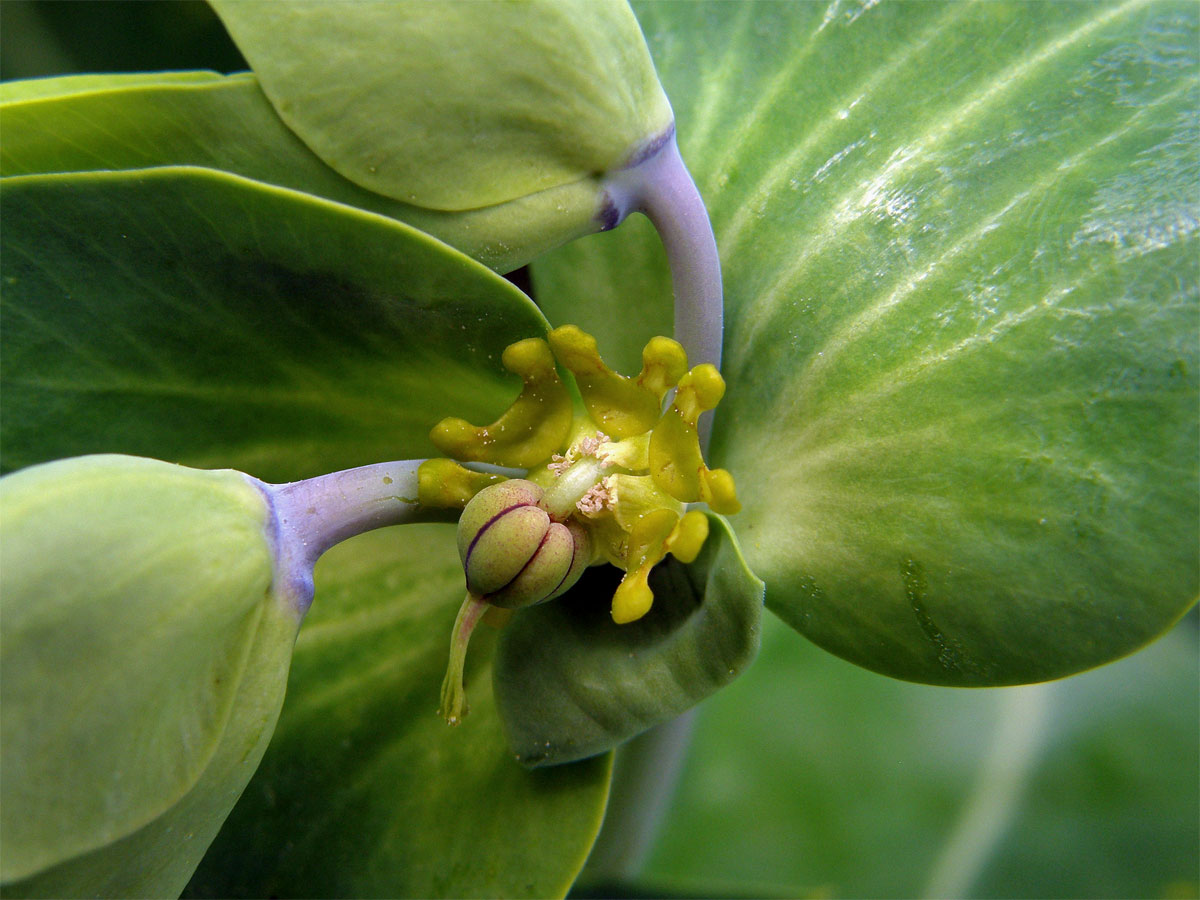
[439,593,491,725]
[579,708,698,884]
[251,460,457,618]
[584,128,724,873]
[602,127,723,448]
[923,683,1054,899]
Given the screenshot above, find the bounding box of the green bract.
[0,73,600,273]
[536,0,1200,686]
[209,0,673,210]
[0,454,296,897]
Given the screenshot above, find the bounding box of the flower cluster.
[418,326,739,722]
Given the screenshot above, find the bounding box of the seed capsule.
[457,479,590,608]
[440,478,592,724]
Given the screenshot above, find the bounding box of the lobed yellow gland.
[611,507,711,624]
[417,458,505,509]
[638,337,691,398]
[430,338,572,468]
[647,364,741,514]
[700,468,741,515]
[604,473,681,532]
[548,325,686,439]
[665,509,710,563]
[612,509,677,623]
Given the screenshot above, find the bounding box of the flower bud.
[457,479,590,609]
[0,454,296,896]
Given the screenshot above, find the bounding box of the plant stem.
[252,460,457,617]
[923,683,1055,899]
[603,126,723,446]
[438,593,491,725]
[578,708,698,884]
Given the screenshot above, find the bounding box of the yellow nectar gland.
[419,326,739,723]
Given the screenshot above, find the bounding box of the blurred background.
[4,3,1196,897]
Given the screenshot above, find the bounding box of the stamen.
[577,432,611,456]
[539,451,610,521]
[576,480,613,516]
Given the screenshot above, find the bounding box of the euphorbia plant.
[0,1,1196,898]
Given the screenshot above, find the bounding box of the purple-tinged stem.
[250,460,457,618]
[602,127,724,446]
[584,128,723,867]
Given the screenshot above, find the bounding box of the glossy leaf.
[0,70,226,102]
[0,454,296,898]
[210,0,671,210]
[534,0,1200,684]
[630,612,1198,899]
[533,214,672,376]
[0,74,600,272]
[185,525,611,899]
[0,167,549,481]
[494,514,763,767]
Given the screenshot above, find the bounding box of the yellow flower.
[419,325,739,721]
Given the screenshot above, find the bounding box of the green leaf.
[0,167,549,481]
[0,454,296,898]
[0,74,600,272]
[184,525,611,899]
[210,0,671,211]
[532,214,673,376]
[534,0,1200,684]
[0,70,226,103]
[630,612,1199,899]
[494,514,763,767]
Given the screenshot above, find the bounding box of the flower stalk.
[602,127,724,372]
[256,460,456,617]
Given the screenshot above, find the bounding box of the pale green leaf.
[0,454,296,898]
[210,0,671,210]
[0,74,600,272]
[0,70,225,103]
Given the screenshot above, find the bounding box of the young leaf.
[534,0,1200,685]
[0,454,295,898]
[493,514,763,767]
[209,0,672,211]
